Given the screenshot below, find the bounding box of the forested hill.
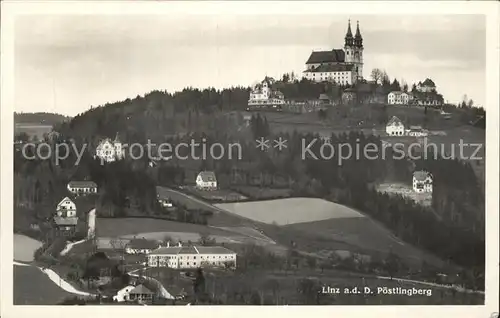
[15,112,71,126]
[55,87,251,143]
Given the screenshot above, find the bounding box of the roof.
[409,125,423,130]
[57,197,75,208]
[127,238,159,250]
[413,171,432,181]
[54,216,78,226]
[343,88,356,93]
[421,78,436,87]
[68,181,97,188]
[318,94,330,100]
[388,91,407,96]
[387,116,403,126]
[197,171,217,182]
[129,284,154,295]
[149,245,236,256]
[305,49,345,64]
[305,63,354,73]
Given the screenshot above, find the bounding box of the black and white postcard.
[1,1,499,318]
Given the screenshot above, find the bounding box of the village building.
[67,181,98,196]
[247,77,285,110]
[113,285,135,302]
[147,242,237,269]
[125,238,160,254]
[387,91,410,105]
[54,197,78,236]
[196,171,217,190]
[413,171,433,193]
[406,125,428,137]
[128,284,155,303]
[386,116,405,136]
[341,88,357,105]
[95,133,125,163]
[303,20,364,84]
[413,92,444,107]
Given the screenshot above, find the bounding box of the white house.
[95,134,125,163]
[406,125,428,137]
[125,238,160,255]
[196,171,217,190]
[247,77,285,108]
[387,91,410,105]
[386,116,405,136]
[67,181,98,196]
[147,242,237,269]
[56,197,77,217]
[54,197,78,233]
[413,171,433,193]
[113,285,135,302]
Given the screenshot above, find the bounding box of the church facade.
[303,20,364,85]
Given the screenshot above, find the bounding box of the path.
[60,239,86,256]
[14,261,95,296]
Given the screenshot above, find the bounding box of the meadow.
[215,198,364,225]
[14,124,53,140]
[14,234,43,262]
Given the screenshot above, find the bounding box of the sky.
[14,14,486,116]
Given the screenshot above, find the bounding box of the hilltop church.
[303,20,364,85]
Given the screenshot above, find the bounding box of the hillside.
[15,112,71,126]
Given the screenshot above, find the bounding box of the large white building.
[303,20,364,84]
[147,243,237,269]
[386,116,405,136]
[387,91,410,105]
[67,181,98,196]
[95,134,125,163]
[247,77,285,108]
[54,197,78,233]
[413,171,433,193]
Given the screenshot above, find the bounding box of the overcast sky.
[14,14,485,116]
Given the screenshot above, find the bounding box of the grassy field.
[14,265,72,305]
[14,124,53,140]
[215,198,364,225]
[231,186,292,200]
[14,234,43,262]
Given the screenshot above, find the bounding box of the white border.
[1,1,499,318]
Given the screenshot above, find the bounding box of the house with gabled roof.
[386,116,405,136]
[196,171,217,190]
[125,237,160,255]
[128,284,155,303]
[54,197,78,236]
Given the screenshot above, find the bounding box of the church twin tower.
[344,19,364,80]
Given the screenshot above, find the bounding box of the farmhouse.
[196,171,217,190]
[95,133,125,163]
[303,20,364,84]
[125,238,160,254]
[147,242,237,269]
[413,171,433,193]
[54,197,78,235]
[386,116,405,136]
[67,181,98,196]
[387,91,410,105]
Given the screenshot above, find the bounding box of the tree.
[370,68,383,84]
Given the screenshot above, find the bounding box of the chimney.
[167,241,170,248]
[178,242,182,247]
